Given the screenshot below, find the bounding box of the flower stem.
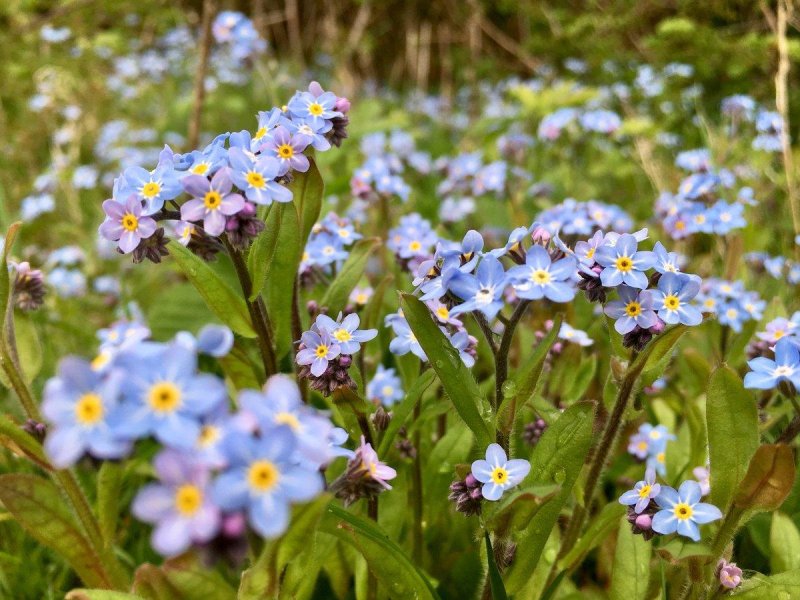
[187,0,215,149]
[494,300,530,450]
[224,238,278,377]
[411,400,424,564]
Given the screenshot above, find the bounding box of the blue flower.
[367,365,404,406]
[651,242,682,274]
[287,117,332,152]
[212,426,323,538]
[471,443,531,501]
[650,273,703,326]
[604,286,659,334]
[287,90,341,128]
[132,449,220,556]
[559,323,593,346]
[441,230,484,273]
[652,480,722,541]
[240,375,339,468]
[388,317,427,361]
[111,342,227,449]
[744,338,800,391]
[315,313,377,355]
[228,147,292,205]
[121,164,182,215]
[619,467,661,514]
[448,255,509,320]
[595,234,655,289]
[42,357,131,468]
[508,245,577,302]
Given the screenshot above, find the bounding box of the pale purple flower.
[180,168,245,236]
[99,196,156,254]
[604,286,659,334]
[296,329,341,376]
[718,560,742,589]
[260,126,310,176]
[132,449,221,556]
[314,313,377,355]
[353,435,397,489]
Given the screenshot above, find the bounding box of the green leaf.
[320,504,440,600]
[169,242,255,338]
[655,539,712,561]
[6,312,41,384]
[238,495,331,599]
[609,517,651,600]
[484,532,509,600]
[362,274,394,331]
[246,204,277,301]
[706,365,759,511]
[0,222,21,339]
[729,569,800,597]
[563,354,597,404]
[378,368,436,456]
[320,237,381,315]
[770,512,800,573]
[0,414,50,470]
[558,502,625,569]
[639,324,688,378]
[0,473,114,589]
[96,462,124,549]
[399,293,493,448]
[262,203,302,357]
[733,444,796,512]
[292,158,325,248]
[505,402,595,593]
[485,484,560,537]
[134,555,235,600]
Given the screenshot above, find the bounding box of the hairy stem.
[494,300,530,450]
[224,238,277,377]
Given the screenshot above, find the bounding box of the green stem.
[494,300,530,450]
[411,401,424,564]
[187,0,215,149]
[224,238,277,377]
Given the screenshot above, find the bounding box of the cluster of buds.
[131,227,169,264]
[577,264,606,304]
[12,262,46,311]
[448,473,483,516]
[224,201,265,250]
[329,436,396,506]
[625,502,658,541]
[297,353,357,396]
[522,418,548,446]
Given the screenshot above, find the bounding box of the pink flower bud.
[222,512,246,537]
[634,514,652,530]
[648,318,666,334]
[465,473,478,487]
[531,226,551,244]
[335,97,351,114]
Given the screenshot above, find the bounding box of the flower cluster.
[99,82,350,259]
[295,312,377,395]
[450,443,530,515]
[695,278,764,332]
[300,212,362,282]
[211,11,267,63]
[40,321,350,555]
[619,470,722,542]
[349,130,429,203]
[627,423,675,476]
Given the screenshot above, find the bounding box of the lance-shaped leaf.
[505,402,595,593]
[133,555,235,600]
[610,516,652,600]
[0,474,114,589]
[262,202,302,357]
[292,157,324,248]
[706,365,759,511]
[169,242,256,338]
[0,222,21,343]
[728,568,800,597]
[559,502,626,569]
[484,484,560,537]
[320,503,440,600]
[246,203,278,300]
[362,274,394,331]
[771,511,800,573]
[320,237,381,315]
[484,532,509,600]
[399,293,493,448]
[733,444,796,512]
[96,462,124,548]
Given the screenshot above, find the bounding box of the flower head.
[618,467,661,514]
[718,560,743,590]
[470,443,531,501]
[448,256,509,321]
[508,245,577,302]
[314,312,377,355]
[744,337,800,391]
[604,286,658,334]
[99,196,157,254]
[595,233,655,289]
[651,273,703,326]
[260,126,310,176]
[180,168,245,236]
[228,147,292,205]
[296,328,341,377]
[652,480,722,541]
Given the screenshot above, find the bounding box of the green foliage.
[320,237,381,315]
[610,517,651,600]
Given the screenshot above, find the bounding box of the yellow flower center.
[248,460,279,491]
[148,382,182,413]
[490,467,509,485]
[355,293,368,304]
[625,301,642,317]
[436,306,450,320]
[409,240,422,252]
[615,256,633,272]
[191,162,209,175]
[275,412,301,430]
[531,269,551,284]
[675,220,686,231]
[246,171,265,188]
[142,181,161,198]
[75,393,104,425]
[637,441,648,451]
[585,248,595,259]
[775,330,785,339]
[664,294,680,310]
[726,308,738,319]
[656,451,665,464]
[204,191,222,209]
[91,350,111,371]
[121,213,139,231]
[197,425,220,447]
[381,385,394,397]
[174,484,203,516]
[315,344,329,358]
[277,144,294,158]
[254,126,267,140]
[638,484,652,499]
[334,329,352,342]
[308,102,324,116]
[673,502,693,521]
